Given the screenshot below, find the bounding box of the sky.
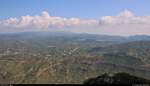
[0,0,150,36]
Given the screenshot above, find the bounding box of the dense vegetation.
[0,32,150,84]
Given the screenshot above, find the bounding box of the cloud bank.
[0,11,97,29]
[0,10,150,36]
[100,10,150,25]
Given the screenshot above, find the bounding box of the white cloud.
[0,10,150,36]
[0,11,97,29]
[97,10,150,36]
[99,10,150,25]
[118,10,134,17]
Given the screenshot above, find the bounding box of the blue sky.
[0,0,150,36]
[0,0,150,19]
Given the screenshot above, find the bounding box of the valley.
[0,32,150,84]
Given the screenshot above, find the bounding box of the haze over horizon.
[0,0,150,36]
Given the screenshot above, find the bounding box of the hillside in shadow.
[83,72,150,85]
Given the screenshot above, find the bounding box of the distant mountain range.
[1,31,150,42]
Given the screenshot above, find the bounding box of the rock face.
[83,72,150,85]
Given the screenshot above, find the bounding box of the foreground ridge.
[84,72,150,85]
